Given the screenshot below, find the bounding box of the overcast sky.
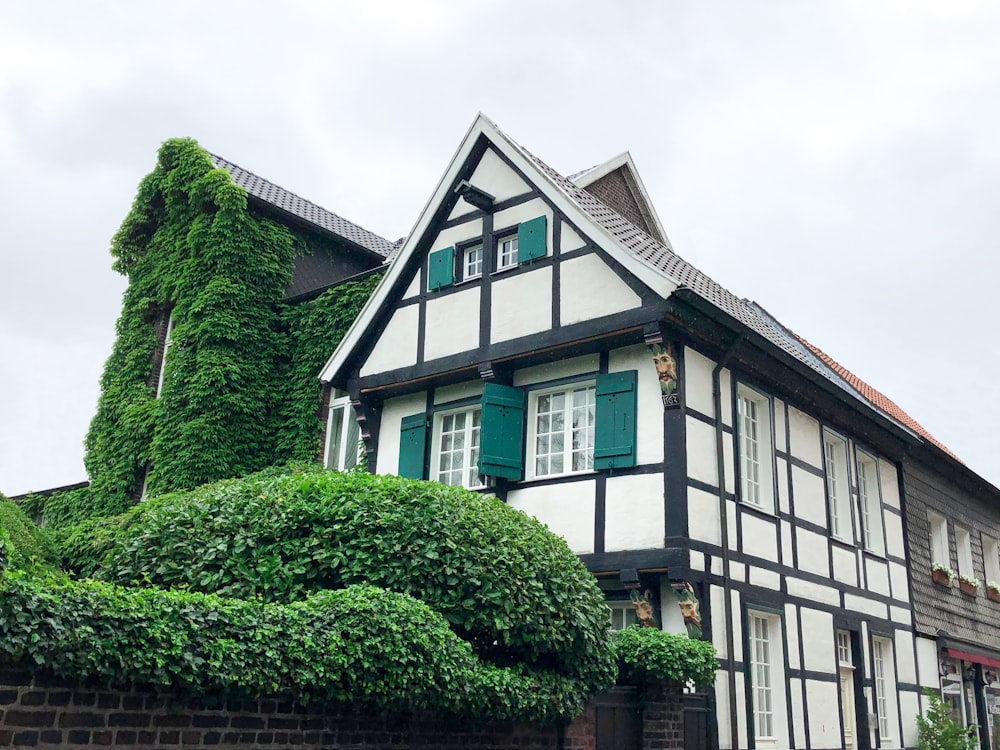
[2,1,998,496]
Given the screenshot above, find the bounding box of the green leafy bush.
[0,571,586,723]
[0,495,56,573]
[67,469,615,696]
[918,689,978,750]
[612,626,718,687]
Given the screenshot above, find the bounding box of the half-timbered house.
[320,114,923,750]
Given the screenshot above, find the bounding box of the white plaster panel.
[915,636,940,688]
[726,500,738,557]
[402,272,420,300]
[776,456,790,515]
[506,482,595,554]
[714,671,733,749]
[686,417,718,487]
[683,347,716,418]
[800,608,835,673]
[490,267,552,343]
[722,431,735,495]
[469,147,532,202]
[884,511,906,559]
[359,305,419,377]
[659,579,687,636]
[773,398,787,452]
[560,253,642,326]
[805,679,841,749]
[781,521,794,567]
[831,545,859,588]
[900,690,920,749]
[730,590,744,663]
[785,605,801,669]
[795,527,831,577]
[719,368,733,427]
[894,629,917,684]
[889,561,910,604]
[447,195,474,221]
[494,198,551,238]
[791,465,828,527]
[879,458,901,509]
[690,552,705,571]
[710,586,729,659]
[864,557,891,597]
[423,287,480,361]
[513,354,598,387]
[730,560,746,583]
[787,406,822,468]
[375,392,428,476]
[842,592,888,619]
[741,513,780,563]
[710,555,722,576]
[560,221,587,253]
[789,677,807,749]
[890,605,911,624]
[785,576,841,607]
[433,380,484,406]
[688,486,721,546]
[605,473,664,551]
[610,345,662,465]
[749,565,780,591]
[430,217,483,255]
[734,672,748,750]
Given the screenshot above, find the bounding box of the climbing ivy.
[45,138,381,528]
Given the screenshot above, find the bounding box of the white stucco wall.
[604,473,663,550]
[507,481,596,554]
[468,147,532,202]
[423,287,480,361]
[559,253,641,325]
[359,304,419,377]
[490,267,552,343]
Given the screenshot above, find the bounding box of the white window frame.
[871,636,897,744]
[430,405,484,490]
[747,610,787,746]
[823,430,853,542]
[496,234,519,271]
[527,381,596,479]
[837,630,853,667]
[955,525,974,578]
[155,311,174,398]
[984,536,1000,586]
[324,390,362,472]
[607,600,636,631]
[736,384,775,510]
[928,510,949,569]
[463,243,483,280]
[856,449,885,555]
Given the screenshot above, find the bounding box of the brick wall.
[0,665,685,750]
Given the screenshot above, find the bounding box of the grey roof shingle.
[493,130,916,436]
[210,154,396,259]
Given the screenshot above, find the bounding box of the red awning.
[946,648,1000,670]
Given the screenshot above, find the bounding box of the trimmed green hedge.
[63,469,616,698]
[0,571,586,723]
[0,495,56,573]
[612,626,718,687]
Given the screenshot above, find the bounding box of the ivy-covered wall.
[45,138,381,527]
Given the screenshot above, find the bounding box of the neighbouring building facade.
[319,114,933,750]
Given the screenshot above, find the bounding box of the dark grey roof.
[210,154,396,259]
[495,132,916,436]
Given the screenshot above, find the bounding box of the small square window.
[432,406,484,489]
[529,383,595,478]
[737,384,775,510]
[463,244,483,280]
[497,235,519,271]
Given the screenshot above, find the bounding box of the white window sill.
[526,468,598,482]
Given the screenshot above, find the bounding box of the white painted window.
[607,600,635,631]
[956,526,974,578]
[985,537,1000,585]
[856,450,885,555]
[497,235,519,271]
[155,312,174,398]
[529,383,595,478]
[747,611,786,744]
[463,244,483,279]
[324,390,362,472]
[432,406,483,489]
[837,630,853,666]
[928,511,949,568]
[872,637,896,743]
[737,384,774,510]
[824,431,853,541]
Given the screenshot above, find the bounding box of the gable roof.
[210,153,396,259]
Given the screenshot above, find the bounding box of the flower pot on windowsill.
[987,586,1000,603]
[959,579,978,597]
[932,568,953,587]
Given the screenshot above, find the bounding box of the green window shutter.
[594,371,638,470]
[398,413,428,479]
[479,383,525,480]
[428,246,455,290]
[517,216,547,263]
